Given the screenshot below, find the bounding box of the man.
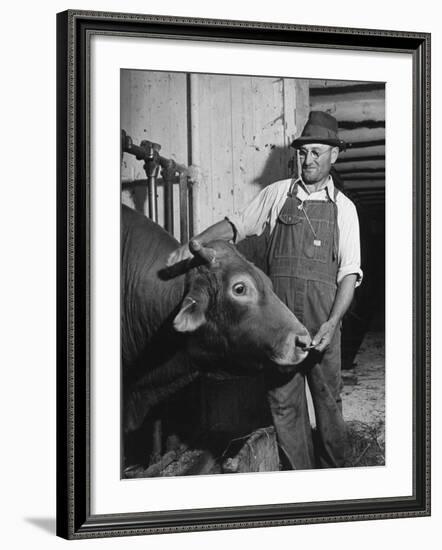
[168,111,362,470]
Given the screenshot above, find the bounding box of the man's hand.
[311,320,338,353]
[167,244,192,266]
[310,274,357,353]
[166,219,236,267]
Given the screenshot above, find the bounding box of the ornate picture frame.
[56,10,430,539]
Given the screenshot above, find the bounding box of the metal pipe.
[122,131,188,174]
[188,184,194,239]
[179,173,189,244]
[189,74,201,236]
[162,159,176,234]
[145,145,158,222]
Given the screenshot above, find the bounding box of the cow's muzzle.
[271,330,312,367]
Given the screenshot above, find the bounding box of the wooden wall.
[191,74,308,232]
[121,70,309,237]
[121,70,188,235]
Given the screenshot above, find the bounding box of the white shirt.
[228,176,363,286]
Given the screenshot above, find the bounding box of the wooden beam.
[309,79,365,88]
[338,144,385,159]
[347,139,385,149]
[355,198,385,204]
[344,180,385,190]
[353,194,385,200]
[310,82,385,96]
[343,174,385,180]
[355,194,385,200]
[336,160,385,172]
[337,155,385,164]
[311,99,385,122]
[351,187,385,193]
[340,169,385,176]
[340,127,385,144]
[339,120,385,130]
[352,192,383,199]
[352,191,385,198]
[312,90,385,107]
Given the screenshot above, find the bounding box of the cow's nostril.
[297,339,308,349]
[296,332,312,349]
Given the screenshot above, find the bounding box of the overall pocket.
[273,212,304,259]
[273,212,332,264]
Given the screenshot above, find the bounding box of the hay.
[345,420,385,467]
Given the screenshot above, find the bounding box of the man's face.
[298,144,339,185]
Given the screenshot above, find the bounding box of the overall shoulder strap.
[331,187,340,262]
[288,177,299,197]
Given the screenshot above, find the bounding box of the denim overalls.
[266,179,347,469]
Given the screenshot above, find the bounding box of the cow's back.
[121,205,185,370]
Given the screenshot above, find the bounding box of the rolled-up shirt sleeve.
[337,197,363,287]
[226,184,277,243]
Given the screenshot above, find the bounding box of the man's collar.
[297,175,336,202]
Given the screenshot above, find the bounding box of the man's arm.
[167,219,234,265]
[311,273,357,353]
[166,182,282,266]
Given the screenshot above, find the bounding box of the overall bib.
[266,180,347,469]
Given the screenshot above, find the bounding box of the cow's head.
[172,239,311,370]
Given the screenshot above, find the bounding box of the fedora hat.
[290,111,347,151]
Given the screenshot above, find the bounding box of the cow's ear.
[173,295,208,333]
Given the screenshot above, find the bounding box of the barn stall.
[121,71,385,477]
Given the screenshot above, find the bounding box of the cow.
[121,204,311,440]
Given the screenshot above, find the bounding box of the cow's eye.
[232,282,246,296]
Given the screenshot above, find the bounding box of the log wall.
[309,80,386,209]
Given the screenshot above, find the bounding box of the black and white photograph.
[120,71,386,479]
[0,0,438,547]
[53,8,430,541]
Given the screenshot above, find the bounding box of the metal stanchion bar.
[179,173,189,244]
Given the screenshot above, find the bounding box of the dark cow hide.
[121,205,310,436]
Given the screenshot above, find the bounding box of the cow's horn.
[189,240,216,264]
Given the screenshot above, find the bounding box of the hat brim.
[290,137,347,151]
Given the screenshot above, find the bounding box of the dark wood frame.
[56,9,431,540]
